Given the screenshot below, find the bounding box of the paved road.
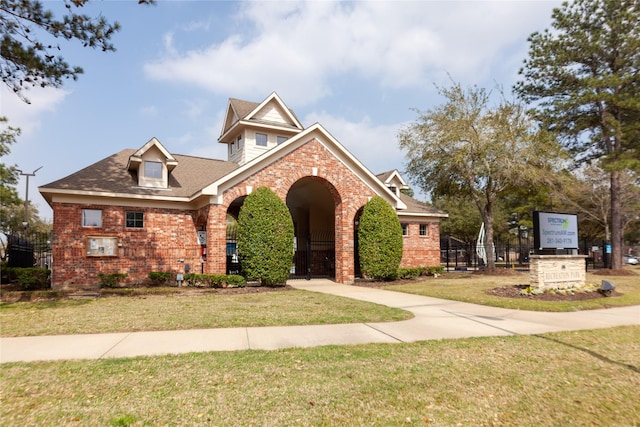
[1,279,638,363]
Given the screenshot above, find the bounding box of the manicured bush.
[237,187,294,286]
[423,266,444,276]
[396,267,423,280]
[148,271,172,286]
[395,266,444,280]
[358,196,403,280]
[182,273,246,288]
[10,267,51,290]
[98,272,128,288]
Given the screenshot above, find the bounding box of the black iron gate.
[225,228,335,278]
[292,230,335,279]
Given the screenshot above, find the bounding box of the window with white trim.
[144,161,162,179]
[256,133,267,146]
[420,224,428,236]
[237,135,243,150]
[401,223,409,236]
[230,141,235,155]
[82,209,102,227]
[277,136,287,144]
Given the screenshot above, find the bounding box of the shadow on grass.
[534,334,640,374]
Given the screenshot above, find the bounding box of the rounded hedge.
[237,187,294,285]
[357,196,403,280]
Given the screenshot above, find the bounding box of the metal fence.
[3,231,52,269]
[441,235,611,271]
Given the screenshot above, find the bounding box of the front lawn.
[2,326,638,426]
[383,269,640,311]
[0,289,412,337]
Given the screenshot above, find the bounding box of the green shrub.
[237,187,294,286]
[98,272,128,288]
[423,266,444,276]
[11,267,51,290]
[182,273,246,288]
[148,271,172,286]
[358,196,403,280]
[396,267,423,280]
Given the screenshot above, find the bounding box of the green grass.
[0,289,412,337]
[2,326,638,426]
[384,269,640,311]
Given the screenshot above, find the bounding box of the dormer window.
[144,161,163,179]
[237,135,243,150]
[127,138,178,189]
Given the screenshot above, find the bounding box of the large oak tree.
[515,0,640,269]
[399,82,561,270]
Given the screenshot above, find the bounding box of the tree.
[555,164,640,244]
[515,0,640,269]
[357,196,403,280]
[0,117,21,234]
[399,82,562,270]
[1,0,153,102]
[236,187,294,286]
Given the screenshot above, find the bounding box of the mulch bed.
[485,284,623,301]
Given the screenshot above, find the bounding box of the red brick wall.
[50,138,442,289]
[213,139,374,284]
[399,222,441,267]
[51,203,201,289]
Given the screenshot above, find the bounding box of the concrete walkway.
[1,279,638,363]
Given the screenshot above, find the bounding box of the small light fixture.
[599,280,615,297]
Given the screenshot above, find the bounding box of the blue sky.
[2,0,561,220]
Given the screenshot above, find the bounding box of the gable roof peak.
[220,92,304,139]
[127,137,178,172]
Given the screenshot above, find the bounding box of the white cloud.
[0,86,68,137]
[143,1,558,105]
[139,105,158,116]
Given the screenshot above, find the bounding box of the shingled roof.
[40,149,239,201]
[397,193,446,216]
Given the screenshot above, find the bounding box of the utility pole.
[17,166,42,230]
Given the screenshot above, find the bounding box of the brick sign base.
[529,255,587,290]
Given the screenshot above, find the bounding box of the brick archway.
[287,177,340,279]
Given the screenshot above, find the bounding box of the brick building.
[39,93,446,289]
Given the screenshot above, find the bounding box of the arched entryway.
[354,206,364,278]
[286,177,338,279]
[225,196,245,274]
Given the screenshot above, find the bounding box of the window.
[82,209,102,227]
[401,223,409,236]
[230,141,235,155]
[144,161,163,179]
[256,133,268,146]
[237,135,243,150]
[126,211,144,228]
[420,224,428,236]
[277,136,287,144]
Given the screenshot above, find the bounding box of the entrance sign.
[533,211,578,250]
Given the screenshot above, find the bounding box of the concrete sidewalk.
[1,279,638,363]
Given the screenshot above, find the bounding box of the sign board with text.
[533,211,579,250]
